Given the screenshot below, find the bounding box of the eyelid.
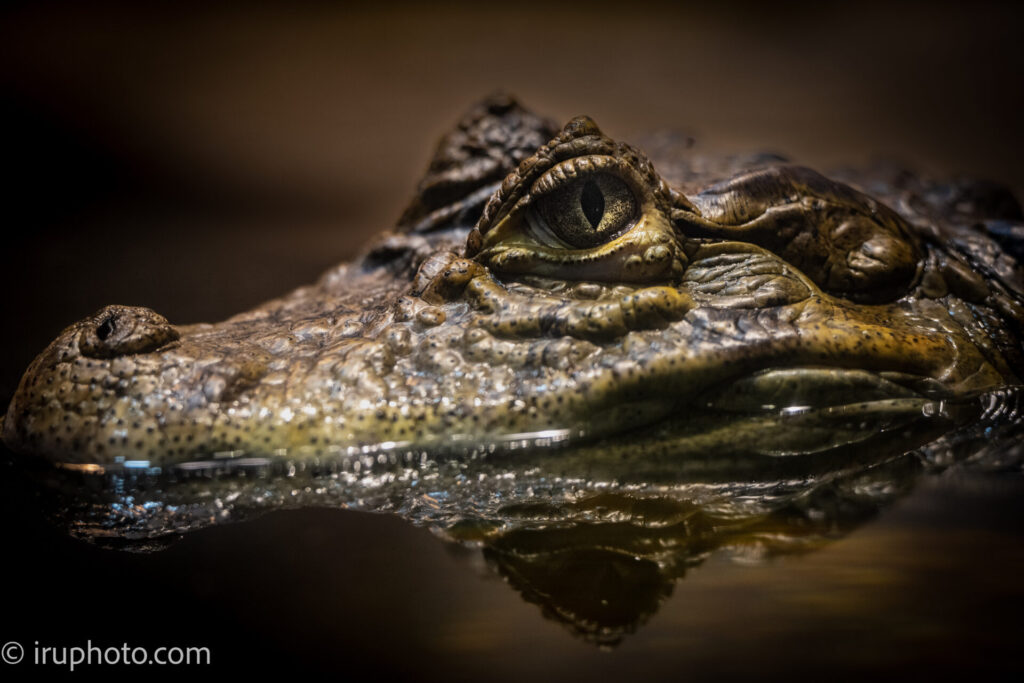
[531,155,630,198]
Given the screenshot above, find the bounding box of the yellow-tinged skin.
[2,98,1021,467]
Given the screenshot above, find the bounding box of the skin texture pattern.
[2,94,1022,468]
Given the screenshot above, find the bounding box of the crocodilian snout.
[2,305,180,461]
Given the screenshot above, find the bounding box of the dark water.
[1,463,1023,679]
[2,390,1023,678]
[3,2,1024,678]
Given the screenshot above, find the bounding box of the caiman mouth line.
[27,366,965,476]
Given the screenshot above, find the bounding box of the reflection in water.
[13,388,1024,645]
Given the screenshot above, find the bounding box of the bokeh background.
[2,1,1023,677]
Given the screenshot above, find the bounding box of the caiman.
[3,95,1022,466]
[2,95,1023,642]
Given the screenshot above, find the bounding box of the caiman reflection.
[3,95,1023,645]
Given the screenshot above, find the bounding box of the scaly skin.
[3,95,1023,467]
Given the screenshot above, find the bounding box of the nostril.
[95,316,116,341]
[78,305,179,359]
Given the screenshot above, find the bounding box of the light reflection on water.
[7,387,1021,650]
[0,393,1021,676]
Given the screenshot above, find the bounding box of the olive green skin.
[2,95,1022,467]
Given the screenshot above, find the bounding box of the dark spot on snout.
[78,305,179,359]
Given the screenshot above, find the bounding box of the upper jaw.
[0,292,1004,470]
[1,229,1011,469]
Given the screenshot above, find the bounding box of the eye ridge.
[580,180,605,228]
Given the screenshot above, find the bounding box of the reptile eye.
[530,173,638,249]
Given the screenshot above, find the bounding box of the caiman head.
[3,95,1023,468]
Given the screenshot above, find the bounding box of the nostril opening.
[96,317,116,341]
[79,305,178,359]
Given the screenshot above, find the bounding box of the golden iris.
[529,173,638,249]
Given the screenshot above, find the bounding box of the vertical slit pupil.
[580,180,605,229]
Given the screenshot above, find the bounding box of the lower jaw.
[1,366,979,469]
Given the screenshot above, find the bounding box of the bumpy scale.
[3,95,1023,466]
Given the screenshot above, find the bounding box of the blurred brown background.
[2,0,1023,400]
